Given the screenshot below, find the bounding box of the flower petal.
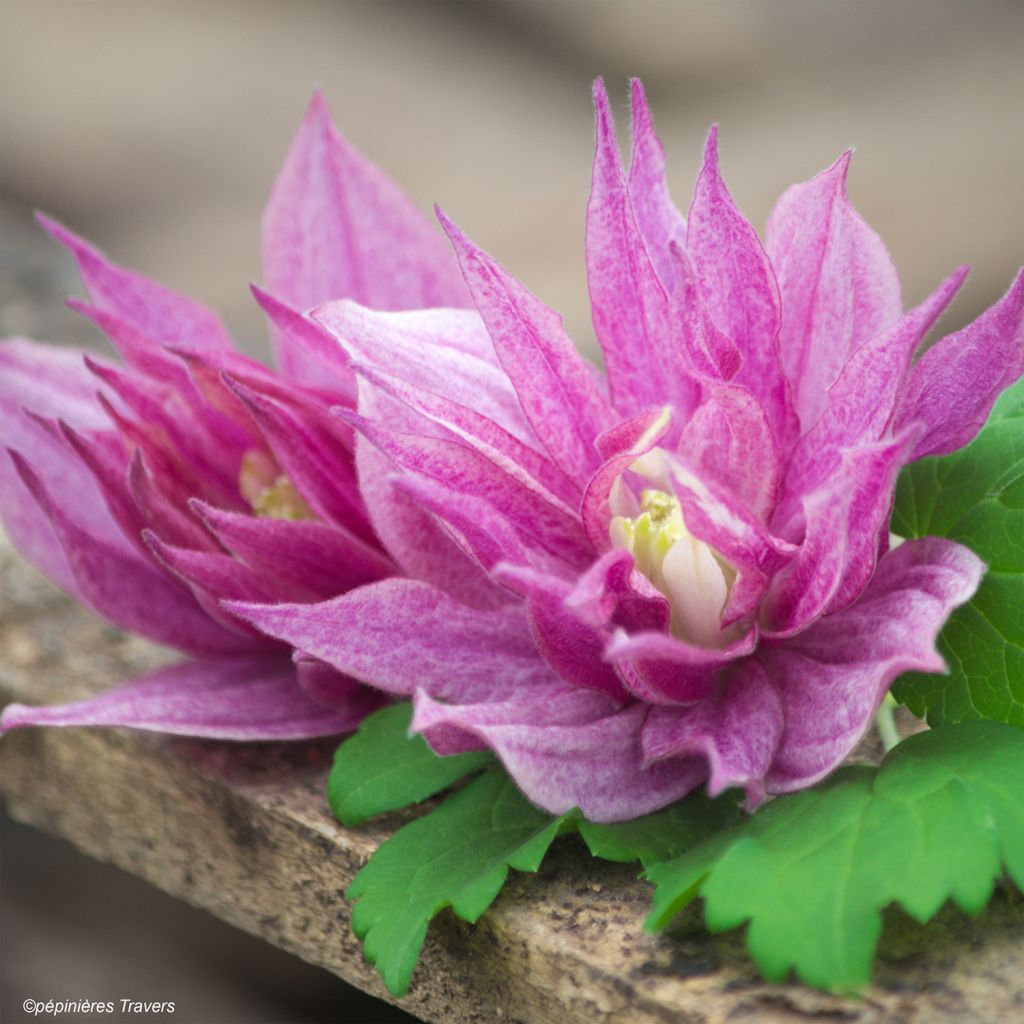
[761,536,984,793]
[261,91,469,373]
[411,690,705,823]
[226,579,556,704]
[37,214,233,350]
[766,152,903,431]
[685,127,797,451]
[587,80,680,416]
[895,269,1024,459]
[642,660,783,807]
[0,657,364,739]
[439,210,614,489]
[11,452,253,657]
[627,79,688,294]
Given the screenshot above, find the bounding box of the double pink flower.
[4,82,1021,823]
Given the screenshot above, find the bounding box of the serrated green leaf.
[891,384,1024,727]
[645,722,1024,992]
[327,703,491,827]
[579,791,741,869]
[347,768,577,996]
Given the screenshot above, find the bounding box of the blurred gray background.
[2,2,1022,1023]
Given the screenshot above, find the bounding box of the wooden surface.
[2,531,1023,1024]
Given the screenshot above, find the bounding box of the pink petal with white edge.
[440,209,614,489]
[261,92,469,368]
[37,214,233,350]
[642,659,783,808]
[686,127,798,453]
[587,80,679,417]
[895,269,1024,459]
[411,691,706,823]
[761,536,984,794]
[0,657,364,739]
[766,151,903,432]
[226,579,557,704]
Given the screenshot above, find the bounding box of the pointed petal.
[192,499,392,599]
[627,79,688,293]
[766,152,903,430]
[896,269,1024,459]
[783,267,966,508]
[223,375,372,540]
[762,537,984,793]
[293,654,386,715]
[261,91,469,351]
[642,660,783,808]
[37,214,233,350]
[587,80,680,416]
[226,579,556,703]
[353,418,507,611]
[0,657,365,739]
[686,127,797,451]
[439,210,614,488]
[412,691,706,823]
[11,453,252,657]
[249,284,357,399]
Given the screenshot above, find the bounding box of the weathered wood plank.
[2,531,1022,1024]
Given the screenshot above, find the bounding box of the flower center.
[610,488,734,648]
[238,450,314,521]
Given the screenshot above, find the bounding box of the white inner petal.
[610,487,733,648]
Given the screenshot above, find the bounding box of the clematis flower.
[0,93,469,740]
[232,80,1022,822]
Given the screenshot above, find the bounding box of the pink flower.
[0,93,468,740]
[232,80,1021,821]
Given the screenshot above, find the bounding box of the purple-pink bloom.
[231,80,1020,822]
[0,93,468,740]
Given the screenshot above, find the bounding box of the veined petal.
[782,266,967,509]
[37,214,233,350]
[686,127,797,452]
[0,657,364,739]
[766,151,903,431]
[605,627,756,705]
[762,536,984,793]
[587,79,680,416]
[249,285,357,401]
[642,660,783,808]
[895,269,1024,459]
[261,91,469,357]
[192,500,392,599]
[226,579,556,704]
[412,691,706,823]
[627,79,688,294]
[11,452,253,657]
[439,210,614,489]
[492,563,630,699]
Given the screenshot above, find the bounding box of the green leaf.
[328,703,491,827]
[891,381,1024,726]
[645,722,1024,992]
[347,768,577,996]
[579,791,741,869]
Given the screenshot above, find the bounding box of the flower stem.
[875,693,901,753]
